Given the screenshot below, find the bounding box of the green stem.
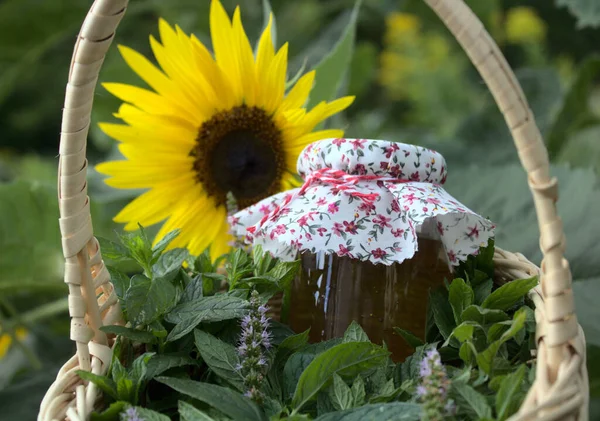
[20,298,69,325]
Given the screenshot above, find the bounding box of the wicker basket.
[38,0,589,419]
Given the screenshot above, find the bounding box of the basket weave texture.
[38,0,589,420]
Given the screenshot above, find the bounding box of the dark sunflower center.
[191,105,284,208]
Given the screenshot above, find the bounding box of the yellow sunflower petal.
[96,160,186,188]
[279,70,315,113]
[210,0,243,102]
[116,177,196,230]
[186,206,228,257]
[255,14,275,100]
[205,217,232,261]
[102,83,197,123]
[99,122,196,149]
[286,96,355,140]
[232,7,257,105]
[261,42,288,113]
[114,103,198,135]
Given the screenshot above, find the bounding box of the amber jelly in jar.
[230,138,495,362]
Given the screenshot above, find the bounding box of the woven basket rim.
[39,0,589,420]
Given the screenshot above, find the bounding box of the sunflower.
[96,0,354,259]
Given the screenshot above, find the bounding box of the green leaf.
[393,328,424,349]
[119,228,154,274]
[292,342,389,410]
[473,279,494,305]
[429,287,456,339]
[445,322,481,347]
[313,402,421,421]
[106,267,130,301]
[283,339,343,399]
[181,274,204,303]
[329,373,353,411]
[194,330,244,391]
[98,237,131,263]
[166,295,248,325]
[482,277,537,311]
[90,401,128,421]
[556,0,600,28]
[152,248,189,281]
[350,376,366,407]
[179,401,216,421]
[307,0,361,109]
[451,381,492,419]
[166,296,249,342]
[477,308,528,375]
[459,341,477,365]
[123,406,170,421]
[145,354,198,380]
[461,305,510,325]
[343,321,369,343]
[99,325,156,344]
[448,278,474,324]
[76,371,118,401]
[496,364,527,421]
[151,229,181,260]
[125,274,178,326]
[157,377,268,421]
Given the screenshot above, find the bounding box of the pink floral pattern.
[229,139,495,266]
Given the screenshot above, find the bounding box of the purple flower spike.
[236,290,272,405]
[415,348,454,421]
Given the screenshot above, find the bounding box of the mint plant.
[83,231,537,421]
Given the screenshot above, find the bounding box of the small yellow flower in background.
[385,12,420,38]
[0,327,27,359]
[96,0,354,260]
[505,7,547,44]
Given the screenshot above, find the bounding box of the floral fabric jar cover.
[229,139,495,266]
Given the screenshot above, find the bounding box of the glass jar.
[288,220,452,361]
[229,138,495,362]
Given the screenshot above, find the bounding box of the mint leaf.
[451,382,492,419]
[157,377,267,421]
[106,266,130,301]
[459,341,477,365]
[125,274,177,326]
[314,402,421,421]
[99,325,156,344]
[445,322,481,347]
[194,330,244,391]
[292,342,389,411]
[393,327,425,349]
[350,376,366,406]
[448,278,474,324]
[166,296,249,342]
[477,308,528,375]
[145,355,198,380]
[76,371,118,400]
[166,295,248,324]
[461,305,510,325]
[496,364,527,421]
[179,401,215,421]
[152,248,188,281]
[482,277,537,311]
[283,339,343,400]
[343,321,369,343]
[151,229,181,260]
[181,274,203,303]
[473,279,494,305]
[97,237,131,262]
[90,401,128,421]
[329,373,353,411]
[119,228,153,274]
[429,287,456,339]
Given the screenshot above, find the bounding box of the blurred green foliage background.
[1,0,600,419]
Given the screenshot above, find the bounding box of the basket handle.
[57,0,128,383]
[424,0,578,382]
